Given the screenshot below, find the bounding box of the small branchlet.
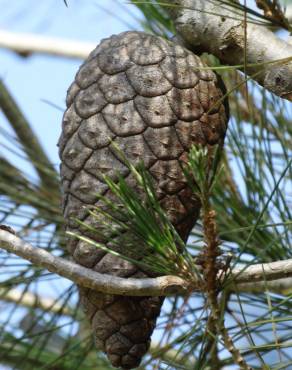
[183,144,224,198]
[185,144,252,370]
[184,145,222,287]
[184,145,223,366]
[255,0,291,31]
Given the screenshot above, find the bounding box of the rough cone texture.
[59,31,228,369]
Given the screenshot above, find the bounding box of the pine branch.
[196,146,251,370]
[159,0,292,100]
[1,229,292,296]
[0,29,95,59]
[255,0,290,30]
[0,229,188,296]
[0,288,73,316]
[236,277,292,294]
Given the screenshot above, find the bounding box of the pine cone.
[58,31,228,369]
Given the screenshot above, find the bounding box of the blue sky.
[0,0,142,176]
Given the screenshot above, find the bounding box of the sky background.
[0,0,143,177]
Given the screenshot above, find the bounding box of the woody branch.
[1,230,292,296]
[159,0,292,101]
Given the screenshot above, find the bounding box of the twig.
[159,0,292,101]
[0,29,95,59]
[201,188,221,367]
[236,277,292,294]
[149,342,196,367]
[230,259,292,283]
[1,230,292,296]
[255,0,290,30]
[0,230,189,296]
[0,288,73,316]
[199,146,251,369]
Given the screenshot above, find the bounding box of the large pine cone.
[59,31,228,369]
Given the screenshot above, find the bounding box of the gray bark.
[160,0,292,100]
[1,230,292,296]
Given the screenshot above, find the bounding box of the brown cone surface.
[59,31,228,369]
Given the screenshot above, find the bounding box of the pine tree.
[0,1,291,369]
